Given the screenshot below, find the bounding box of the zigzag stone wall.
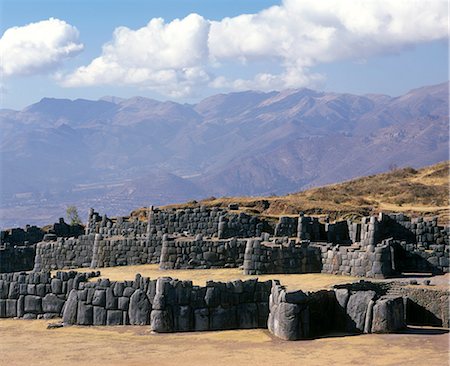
[0,270,97,319]
[159,235,247,270]
[243,238,322,275]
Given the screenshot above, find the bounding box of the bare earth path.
[0,319,448,366]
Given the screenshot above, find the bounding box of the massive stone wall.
[62,274,272,332]
[243,238,322,275]
[267,280,405,340]
[320,239,396,278]
[159,235,246,270]
[148,206,269,239]
[34,235,95,271]
[0,245,35,273]
[0,270,96,319]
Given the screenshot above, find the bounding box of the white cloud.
[62,0,448,95]
[0,18,83,77]
[62,14,211,97]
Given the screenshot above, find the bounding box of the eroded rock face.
[371,297,405,333]
[345,290,376,332]
[129,289,151,325]
[62,289,78,324]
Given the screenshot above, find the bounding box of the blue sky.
[1,0,448,109]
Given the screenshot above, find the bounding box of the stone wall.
[159,235,246,270]
[85,209,147,236]
[149,206,269,239]
[320,239,395,278]
[62,274,272,332]
[0,245,35,273]
[34,235,95,271]
[274,216,298,237]
[243,238,322,275]
[393,241,449,274]
[268,280,405,340]
[1,226,44,246]
[0,270,96,319]
[399,286,449,328]
[90,234,162,268]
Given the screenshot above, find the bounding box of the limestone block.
[129,290,151,325]
[51,278,63,294]
[371,297,405,333]
[210,306,237,330]
[106,310,123,325]
[345,290,376,332]
[42,293,65,314]
[62,289,78,324]
[77,302,93,325]
[24,295,42,314]
[237,303,258,328]
[93,306,107,325]
[150,309,173,332]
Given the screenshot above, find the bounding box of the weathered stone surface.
[42,293,65,314]
[174,305,193,331]
[106,288,118,310]
[194,308,209,331]
[210,306,237,330]
[24,295,42,314]
[106,310,123,325]
[129,290,151,325]
[77,302,93,325]
[270,302,302,341]
[6,299,17,317]
[346,290,376,332]
[150,310,173,332]
[93,306,107,325]
[51,278,63,294]
[371,297,405,333]
[237,303,258,328]
[62,289,78,324]
[92,289,106,307]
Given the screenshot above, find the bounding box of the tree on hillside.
[66,205,81,226]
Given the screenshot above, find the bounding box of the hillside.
[133,161,449,224]
[1,82,448,227]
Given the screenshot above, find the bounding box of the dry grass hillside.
[132,161,449,224]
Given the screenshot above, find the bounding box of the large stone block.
[92,289,106,307]
[62,289,78,324]
[194,308,209,331]
[174,305,193,331]
[42,293,65,314]
[106,310,123,325]
[93,306,107,325]
[237,303,258,328]
[345,290,376,332]
[371,297,405,333]
[270,302,302,341]
[129,290,151,325]
[150,309,173,332]
[210,306,237,330]
[6,299,17,317]
[77,302,93,325]
[24,295,42,314]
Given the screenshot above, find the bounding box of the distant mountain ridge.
[1,82,448,227]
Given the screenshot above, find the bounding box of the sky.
[0,0,448,110]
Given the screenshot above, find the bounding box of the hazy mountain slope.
[0,82,448,227]
[147,161,449,224]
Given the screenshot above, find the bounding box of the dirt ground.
[73,264,449,291]
[75,264,362,291]
[0,319,448,366]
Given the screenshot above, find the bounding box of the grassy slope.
[132,161,449,223]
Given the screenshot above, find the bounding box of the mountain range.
[0,82,448,227]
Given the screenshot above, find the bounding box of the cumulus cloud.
[62,0,447,95]
[0,18,83,77]
[62,14,210,97]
